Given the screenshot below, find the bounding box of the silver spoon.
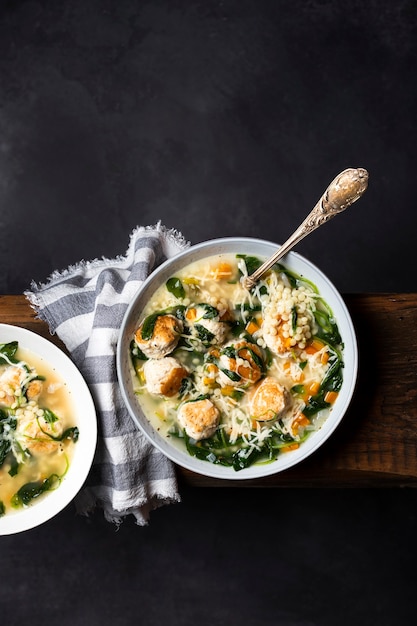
[240,167,369,290]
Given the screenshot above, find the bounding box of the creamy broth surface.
[130,253,344,470]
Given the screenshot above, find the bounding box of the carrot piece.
[210,262,233,280]
[221,385,235,396]
[321,350,329,365]
[324,390,339,404]
[308,381,320,396]
[186,307,197,321]
[304,346,317,354]
[282,442,300,452]
[292,414,311,434]
[246,320,260,335]
[284,337,293,349]
[305,338,325,354]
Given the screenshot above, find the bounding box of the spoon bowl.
[241,168,369,290]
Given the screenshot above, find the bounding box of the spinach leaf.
[42,408,59,425]
[239,345,265,372]
[230,319,246,337]
[166,277,185,299]
[36,415,79,442]
[321,354,344,392]
[303,350,344,417]
[53,426,79,443]
[291,384,305,395]
[8,457,19,477]
[291,306,298,333]
[11,474,61,508]
[194,324,215,344]
[0,341,19,364]
[303,392,330,418]
[219,367,241,382]
[140,312,161,341]
[0,501,5,517]
[178,377,193,399]
[130,339,148,361]
[236,255,263,276]
[201,304,219,320]
[0,440,10,468]
[236,302,262,312]
[314,307,342,345]
[0,412,17,468]
[167,305,186,321]
[184,431,277,471]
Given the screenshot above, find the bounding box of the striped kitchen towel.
[25,223,189,525]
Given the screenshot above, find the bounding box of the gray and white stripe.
[25,224,189,525]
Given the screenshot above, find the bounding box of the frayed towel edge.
[24,222,190,298]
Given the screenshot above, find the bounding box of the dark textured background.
[1,1,417,625]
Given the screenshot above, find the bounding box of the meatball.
[0,369,44,405]
[185,304,229,345]
[249,377,290,422]
[218,340,264,387]
[143,357,188,397]
[16,410,62,455]
[135,314,183,359]
[177,398,220,441]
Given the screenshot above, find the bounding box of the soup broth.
[130,253,344,471]
[0,343,78,516]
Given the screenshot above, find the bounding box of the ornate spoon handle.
[241,167,369,290]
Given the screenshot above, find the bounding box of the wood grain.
[2,294,417,487]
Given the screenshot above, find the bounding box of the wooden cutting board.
[2,293,417,487]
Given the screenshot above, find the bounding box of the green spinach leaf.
[166,277,185,299]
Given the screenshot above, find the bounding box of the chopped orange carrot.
[246,320,260,335]
[185,307,197,321]
[321,350,329,365]
[324,390,339,404]
[292,414,310,434]
[210,262,233,280]
[221,385,235,396]
[282,442,300,452]
[284,337,293,349]
[308,381,320,396]
[305,338,325,354]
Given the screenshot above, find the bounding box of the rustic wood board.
[1,293,417,487]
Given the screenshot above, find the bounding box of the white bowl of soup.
[0,324,97,534]
[117,237,357,480]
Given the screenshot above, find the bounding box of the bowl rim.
[117,236,358,480]
[0,324,97,535]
